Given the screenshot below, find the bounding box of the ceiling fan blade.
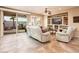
[45,8,47,13]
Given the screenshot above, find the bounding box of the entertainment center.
[47,12,68,31]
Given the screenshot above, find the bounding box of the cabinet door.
[63,17,68,25]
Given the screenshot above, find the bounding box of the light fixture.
[45,8,48,13]
[44,8,51,15]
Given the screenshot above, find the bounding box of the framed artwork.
[73,16,79,23]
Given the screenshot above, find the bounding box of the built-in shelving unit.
[47,12,68,30]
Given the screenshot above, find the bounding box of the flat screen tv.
[73,16,79,23]
[52,17,62,24]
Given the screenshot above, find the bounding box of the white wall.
[0,11,1,37]
[44,15,48,28]
[0,10,4,37]
[68,7,79,37]
[68,7,79,31]
[30,14,44,26]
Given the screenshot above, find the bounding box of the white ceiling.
[5,6,74,15]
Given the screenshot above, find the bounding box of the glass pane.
[17,15,27,33]
[31,16,41,26]
[4,16,16,34]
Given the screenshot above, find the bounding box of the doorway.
[3,11,27,35]
[17,14,27,33]
[3,11,16,35]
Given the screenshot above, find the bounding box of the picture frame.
[73,16,79,23]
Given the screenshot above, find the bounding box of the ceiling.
[4,11,16,16]
[5,6,75,15]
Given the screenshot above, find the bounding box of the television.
[73,16,79,23]
[52,17,62,24]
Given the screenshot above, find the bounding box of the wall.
[68,7,79,31]
[43,15,48,28]
[30,13,44,26]
[0,11,1,37]
[68,7,79,37]
[0,10,4,37]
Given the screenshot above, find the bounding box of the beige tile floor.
[0,33,44,53]
[0,33,79,53]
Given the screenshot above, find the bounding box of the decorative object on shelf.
[59,29,62,32]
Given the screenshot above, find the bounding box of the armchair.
[56,26,76,42]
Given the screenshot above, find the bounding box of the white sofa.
[27,26,51,42]
[56,26,76,42]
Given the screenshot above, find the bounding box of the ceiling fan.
[45,8,51,15]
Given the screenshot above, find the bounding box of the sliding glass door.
[17,15,27,33]
[4,15,16,34]
[3,11,28,35]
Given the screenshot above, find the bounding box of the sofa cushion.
[40,26,48,33]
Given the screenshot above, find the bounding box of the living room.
[0,6,79,52]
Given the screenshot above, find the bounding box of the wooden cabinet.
[62,16,68,25]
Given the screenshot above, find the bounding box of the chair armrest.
[42,32,50,36]
[56,32,69,36]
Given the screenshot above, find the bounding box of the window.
[17,15,27,32]
[31,16,41,26]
